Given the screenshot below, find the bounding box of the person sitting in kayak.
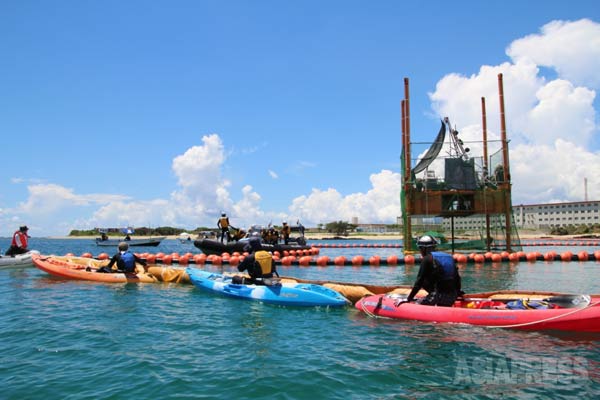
[5,225,30,256]
[233,236,279,285]
[97,242,147,273]
[399,235,462,307]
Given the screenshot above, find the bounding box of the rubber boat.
[95,237,165,247]
[0,250,40,269]
[355,293,600,332]
[186,267,350,307]
[32,254,158,283]
[194,238,312,256]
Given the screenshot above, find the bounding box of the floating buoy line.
[312,240,600,249]
[64,248,600,266]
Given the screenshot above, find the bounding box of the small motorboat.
[0,250,40,269]
[94,236,165,247]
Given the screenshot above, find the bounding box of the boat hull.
[32,254,158,283]
[0,250,40,269]
[193,238,312,255]
[187,267,349,307]
[356,294,600,332]
[95,237,165,247]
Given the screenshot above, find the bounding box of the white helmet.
[417,235,437,248]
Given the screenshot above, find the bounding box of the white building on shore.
[434,200,600,231]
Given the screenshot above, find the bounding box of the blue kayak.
[186,268,350,307]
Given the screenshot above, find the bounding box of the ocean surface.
[1,238,599,399]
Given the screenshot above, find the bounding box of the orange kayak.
[32,254,158,283]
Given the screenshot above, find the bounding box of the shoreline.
[45,232,598,241]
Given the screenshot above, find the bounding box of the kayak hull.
[187,267,349,307]
[356,294,600,332]
[32,254,158,283]
[0,250,40,269]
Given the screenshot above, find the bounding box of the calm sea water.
[1,238,599,399]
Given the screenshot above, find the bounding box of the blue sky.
[1,1,599,236]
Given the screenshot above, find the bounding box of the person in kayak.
[233,236,279,285]
[399,235,462,307]
[217,212,231,243]
[5,225,30,256]
[97,242,147,273]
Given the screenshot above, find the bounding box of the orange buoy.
[97,253,109,260]
[193,254,207,264]
[333,256,346,266]
[146,254,156,264]
[491,253,502,263]
[386,255,399,266]
[499,251,509,260]
[81,252,92,258]
[162,255,173,265]
[577,251,588,262]
[351,255,364,266]
[212,256,223,265]
[281,256,293,266]
[316,256,329,266]
[178,255,190,265]
[484,252,494,260]
[229,256,240,266]
[369,256,380,266]
[560,251,572,262]
[473,254,485,263]
[594,250,600,261]
[526,253,537,262]
[299,256,312,266]
[456,254,468,264]
[544,252,554,261]
[508,253,520,262]
[404,255,415,264]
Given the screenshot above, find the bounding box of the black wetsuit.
[406,251,462,306]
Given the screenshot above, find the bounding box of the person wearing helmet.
[217,213,231,243]
[398,235,462,307]
[97,242,147,273]
[5,225,30,256]
[233,237,279,285]
[281,221,291,245]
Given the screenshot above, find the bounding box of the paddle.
[390,294,591,309]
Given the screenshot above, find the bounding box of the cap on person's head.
[118,242,129,251]
[417,235,437,249]
[243,237,262,253]
[20,225,29,232]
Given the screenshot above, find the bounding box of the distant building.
[436,200,600,231]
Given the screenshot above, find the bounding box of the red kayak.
[355,293,600,332]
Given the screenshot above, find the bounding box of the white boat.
[94,237,165,247]
[0,250,40,269]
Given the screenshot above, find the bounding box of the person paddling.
[97,242,147,273]
[398,235,462,307]
[233,236,279,285]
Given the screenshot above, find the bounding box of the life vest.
[431,251,456,281]
[254,250,273,275]
[281,225,290,236]
[11,231,28,248]
[120,251,136,271]
[219,217,229,228]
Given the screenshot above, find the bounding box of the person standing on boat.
[233,236,279,284]
[217,213,231,243]
[400,235,462,307]
[5,226,30,256]
[281,221,291,244]
[97,242,147,273]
